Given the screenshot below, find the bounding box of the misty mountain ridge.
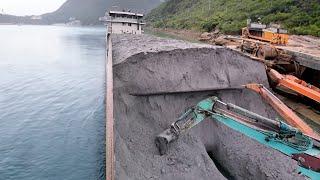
[0,0,163,25]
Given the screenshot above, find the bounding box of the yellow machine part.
[262,31,289,45]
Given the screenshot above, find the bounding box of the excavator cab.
[242,19,289,45]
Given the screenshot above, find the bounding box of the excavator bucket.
[155,128,178,155]
[155,99,217,155]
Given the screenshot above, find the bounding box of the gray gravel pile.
[112,34,305,180]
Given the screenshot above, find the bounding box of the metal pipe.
[226,103,280,130]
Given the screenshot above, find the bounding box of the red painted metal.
[292,153,320,172]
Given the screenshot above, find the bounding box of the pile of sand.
[112,34,304,180]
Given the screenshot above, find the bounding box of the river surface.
[0,25,106,180]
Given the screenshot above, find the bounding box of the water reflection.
[0,25,105,180]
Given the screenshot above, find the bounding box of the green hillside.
[146,0,320,36]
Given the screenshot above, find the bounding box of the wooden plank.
[105,33,114,180]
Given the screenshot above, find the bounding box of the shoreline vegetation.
[146,0,320,37]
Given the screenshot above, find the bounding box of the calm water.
[0,25,106,180]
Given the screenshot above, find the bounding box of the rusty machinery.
[240,20,320,106]
[240,20,290,61]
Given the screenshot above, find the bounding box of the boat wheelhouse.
[100,10,145,34]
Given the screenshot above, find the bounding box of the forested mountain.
[146,0,320,36]
[0,0,163,25]
[42,0,163,25]
[0,14,25,24]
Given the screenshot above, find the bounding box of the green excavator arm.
[155,96,320,178]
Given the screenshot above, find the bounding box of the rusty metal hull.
[105,33,114,180]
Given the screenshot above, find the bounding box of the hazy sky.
[0,0,67,16]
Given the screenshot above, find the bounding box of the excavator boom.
[155,96,320,179]
[245,83,320,141]
[268,68,320,103]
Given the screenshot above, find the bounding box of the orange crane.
[245,83,320,141]
[267,68,320,104]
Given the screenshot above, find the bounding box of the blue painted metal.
[211,113,320,179]
[299,167,320,180]
[170,97,320,179]
[268,121,313,151]
[188,97,217,129]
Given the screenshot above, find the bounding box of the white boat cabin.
[100,10,145,34]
